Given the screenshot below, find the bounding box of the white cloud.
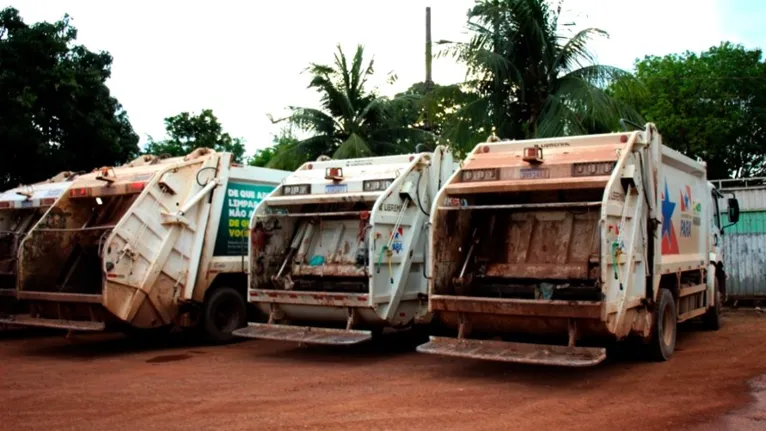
[2,0,748,155]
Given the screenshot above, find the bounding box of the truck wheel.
[202,287,247,344]
[702,277,722,330]
[648,288,677,361]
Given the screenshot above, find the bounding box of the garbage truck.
[0,171,79,316]
[233,147,456,345]
[416,123,740,366]
[0,149,290,342]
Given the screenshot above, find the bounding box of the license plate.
[519,168,550,179]
[325,184,348,194]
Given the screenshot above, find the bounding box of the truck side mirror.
[727,198,740,224]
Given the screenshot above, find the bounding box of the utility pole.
[425,7,433,90]
[424,7,434,134]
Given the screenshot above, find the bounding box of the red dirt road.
[2,310,766,431]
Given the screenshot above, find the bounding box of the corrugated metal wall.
[713,178,766,299]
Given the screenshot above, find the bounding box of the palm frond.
[267,134,334,169]
[307,73,356,126]
[537,93,589,137]
[553,28,609,76]
[287,107,339,136]
[334,133,373,159]
[563,64,632,88]
[334,44,353,98]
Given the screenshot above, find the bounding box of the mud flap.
[0,314,106,331]
[416,336,607,367]
[232,323,373,345]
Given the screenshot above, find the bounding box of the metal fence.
[712,178,766,299]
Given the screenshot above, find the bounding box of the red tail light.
[325,167,343,179]
[0,201,10,209]
[522,146,544,164]
[129,182,146,191]
[41,198,56,206]
[69,188,89,197]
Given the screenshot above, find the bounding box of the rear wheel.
[202,287,247,344]
[648,288,677,361]
[703,276,722,330]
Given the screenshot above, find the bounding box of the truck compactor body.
[233,147,456,345]
[0,149,290,342]
[417,123,739,366]
[0,171,79,316]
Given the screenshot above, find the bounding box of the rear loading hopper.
[0,149,290,342]
[417,124,737,366]
[233,147,456,345]
[0,172,78,316]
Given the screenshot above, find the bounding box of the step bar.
[232,323,373,345]
[0,314,106,331]
[416,336,607,367]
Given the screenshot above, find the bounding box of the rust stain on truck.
[418,123,740,366]
[0,150,291,343]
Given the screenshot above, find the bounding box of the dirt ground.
[2,310,766,431]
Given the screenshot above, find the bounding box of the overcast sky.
[5,0,766,154]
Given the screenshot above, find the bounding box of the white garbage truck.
[0,149,290,342]
[233,147,456,345]
[0,171,79,316]
[417,122,740,366]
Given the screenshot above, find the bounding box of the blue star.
[661,181,676,239]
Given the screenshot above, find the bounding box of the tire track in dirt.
[1,310,766,430]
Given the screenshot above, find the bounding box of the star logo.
[680,185,691,212]
[661,180,679,254]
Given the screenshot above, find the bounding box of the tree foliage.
[610,42,766,179]
[386,81,480,156]
[144,109,246,162]
[0,7,139,189]
[438,0,642,149]
[249,127,303,171]
[267,44,430,168]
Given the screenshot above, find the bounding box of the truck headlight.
[462,168,499,182]
[363,179,394,192]
[572,162,616,177]
[282,184,311,195]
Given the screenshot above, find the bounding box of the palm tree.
[438,0,643,146]
[267,45,430,168]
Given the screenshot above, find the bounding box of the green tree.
[388,81,485,157]
[438,0,641,148]
[144,109,246,162]
[610,42,766,179]
[269,44,429,166]
[0,7,139,189]
[249,127,303,171]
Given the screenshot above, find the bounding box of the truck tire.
[702,276,722,330]
[648,288,677,361]
[202,287,247,344]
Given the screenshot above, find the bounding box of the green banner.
[213,182,275,256]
